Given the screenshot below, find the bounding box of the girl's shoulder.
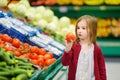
[71,41,81,50]
[94,43,101,50]
[73,41,81,47]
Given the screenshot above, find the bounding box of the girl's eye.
[77,27,80,29]
[82,27,86,29]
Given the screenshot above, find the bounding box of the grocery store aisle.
[53,57,120,80]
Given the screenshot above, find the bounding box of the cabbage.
[52,16,59,25]
[0,0,8,7]
[18,0,30,8]
[35,6,46,16]
[42,9,54,22]
[8,4,17,13]
[34,13,42,21]
[16,4,27,16]
[47,22,57,31]
[59,16,70,28]
[25,8,36,21]
[37,19,48,28]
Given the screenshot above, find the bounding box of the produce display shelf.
[47,5,120,18]
[97,39,120,57]
[0,13,64,80]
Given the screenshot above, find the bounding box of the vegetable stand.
[0,11,64,80]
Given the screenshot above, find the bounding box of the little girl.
[62,15,106,80]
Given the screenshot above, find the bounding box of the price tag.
[74,6,80,11]
[100,6,106,11]
[59,6,68,13]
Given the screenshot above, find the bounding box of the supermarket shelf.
[47,5,120,18]
[97,39,120,57]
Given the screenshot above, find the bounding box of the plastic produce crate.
[0,24,10,34]
[29,65,42,80]
[0,28,9,34]
[8,27,28,42]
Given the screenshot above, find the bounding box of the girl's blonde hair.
[75,15,97,44]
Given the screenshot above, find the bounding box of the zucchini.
[0,76,8,80]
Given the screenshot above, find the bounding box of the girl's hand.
[64,40,74,53]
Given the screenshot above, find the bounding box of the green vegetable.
[0,52,5,61]
[12,68,27,76]
[0,71,11,76]
[0,76,8,80]
[17,65,33,70]
[0,62,7,67]
[1,52,13,65]
[15,57,30,63]
[17,62,32,66]
[0,67,9,71]
[15,74,28,80]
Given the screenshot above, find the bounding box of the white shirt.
[75,44,95,80]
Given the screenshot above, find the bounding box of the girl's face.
[77,19,90,41]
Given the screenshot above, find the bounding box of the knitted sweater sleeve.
[61,43,75,66]
[97,46,107,80]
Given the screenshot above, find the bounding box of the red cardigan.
[62,42,106,80]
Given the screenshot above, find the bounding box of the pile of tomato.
[0,34,56,69]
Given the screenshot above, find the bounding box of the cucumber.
[15,57,30,63]
[0,52,4,61]
[0,71,11,76]
[2,52,13,65]
[17,65,33,70]
[17,62,32,66]
[0,62,7,67]
[15,74,28,80]
[0,67,9,71]
[12,68,27,76]
[0,76,8,80]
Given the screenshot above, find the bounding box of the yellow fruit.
[71,0,84,5]
[84,0,104,5]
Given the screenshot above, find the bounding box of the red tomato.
[44,54,52,60]
[47,52,53,58]
[23,43,29,47]
[65,32,76,42]
[12,38,20,48]
[45,59,53,66]
[30,46,39,54]
[2,34,13,43]
[31,59,39,65]
[39,48,46,55]
[4,46,15,52]
[38,57,45,64]
[29,53,38,60]
[14,51,21,57]
[0,38,4,44]
[51,58,56,63]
